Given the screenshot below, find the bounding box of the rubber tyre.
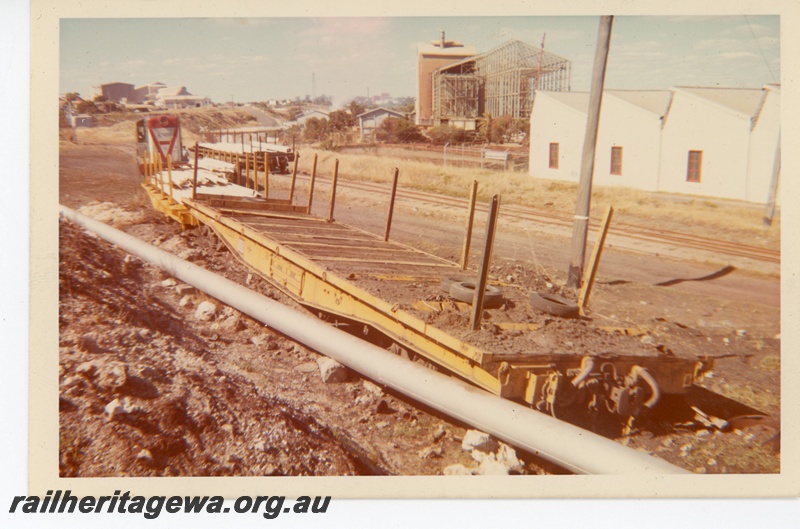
[440,274,475,294]
[449,281,504,309]
[528,292,579,318]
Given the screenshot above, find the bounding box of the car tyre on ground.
[528,292,579,318]
[449,281,504,309]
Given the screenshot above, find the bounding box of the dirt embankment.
[59,210,550,477]
[59,219,365,477]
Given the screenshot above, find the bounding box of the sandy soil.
[58,138,781,475]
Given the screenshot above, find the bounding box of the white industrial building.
[528,85,780,203]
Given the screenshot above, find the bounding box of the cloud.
[718,51,758,60]
[207,18,274,28]
[695,38,738,50]
[300,17,390,38]
[723,23,774,37]
[487,26,585,48]
[667,16,726,23]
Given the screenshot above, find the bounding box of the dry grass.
[296,147,780,248]
[59,115,780,248]
[71,120,137,145]
[758,355,781,372]
[675,433,779,474]
[717,381,780,411]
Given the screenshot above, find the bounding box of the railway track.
[287,173,780,265]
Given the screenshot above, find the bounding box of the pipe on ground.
[59,205,689,475]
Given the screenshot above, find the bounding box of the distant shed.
[357,108,406,141]
[69,114,93,128]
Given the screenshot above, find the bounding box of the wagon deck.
[141,151,709,421]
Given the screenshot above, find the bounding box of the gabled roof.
[157,86,190,97]
[673,87,766,119]
[606,90,672,117]
[159,95,209,101]
[357,107,406,119]
[136,81,167,90]
[441,38,570,74]
[538,91,589,114]
[538,90,672,119]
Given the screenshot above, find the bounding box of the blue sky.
[60,16,780,106]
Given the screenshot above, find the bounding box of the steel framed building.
[431,39,571,128]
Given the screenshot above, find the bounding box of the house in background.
[90,81,212,108]
[357,108,406,141]
[528,85,780,204]
[288,109,331,127]
[93,82,136,102]
[134,82,167,104]
[155,86,211,108]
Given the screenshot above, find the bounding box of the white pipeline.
[59,205,689,475]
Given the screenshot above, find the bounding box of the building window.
[687,150,702,183]
[549,143,559,169]
[610,146,623,175]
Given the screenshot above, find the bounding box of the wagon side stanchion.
[156,152,165,195]
[245,152,251,192]
[235,153,241,187]
[289,152,300,205]
[263,152,270,199]
[470,194,500,331]
[384,167,400,242]
[306,154,318,214]
[192,141,199,200]
[460,180,479,270]
[327,158,339,223]
[166,154,175,203]
[578,205,614,314]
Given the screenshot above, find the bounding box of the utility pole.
[567,15,613,288]
[763,130,781,227]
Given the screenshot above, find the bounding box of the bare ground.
[58,139,781,475]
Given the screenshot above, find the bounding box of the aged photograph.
[50,11,785,488]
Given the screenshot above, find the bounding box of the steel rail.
[288,174,779,264]
[59,205,690,475]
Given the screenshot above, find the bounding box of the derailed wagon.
[138,137,714,432]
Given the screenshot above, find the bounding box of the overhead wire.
[743,15,778,83]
